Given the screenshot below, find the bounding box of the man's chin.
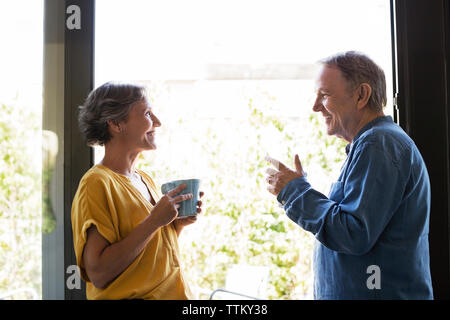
[326,127,335,136]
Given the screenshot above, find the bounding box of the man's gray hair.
[319,51,387,113]
[78,82,147,146]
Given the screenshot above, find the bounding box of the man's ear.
[356,83,372,110]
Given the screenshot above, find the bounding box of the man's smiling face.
[312,65,359,142]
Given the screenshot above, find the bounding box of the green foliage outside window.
[0,82,346,300]
[137,83,347,299]
[0,101,42,299]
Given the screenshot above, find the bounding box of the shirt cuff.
[277,176,310,206]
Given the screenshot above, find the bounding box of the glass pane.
[0,1,43,300]
[95,0,392,299]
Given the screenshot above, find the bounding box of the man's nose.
[312,97,323,112]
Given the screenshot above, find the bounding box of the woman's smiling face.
[119,98,161,151]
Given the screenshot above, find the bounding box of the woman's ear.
[107,119,122,134]
[356,83,372,110]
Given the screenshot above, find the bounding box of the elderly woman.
[71,82,202,300]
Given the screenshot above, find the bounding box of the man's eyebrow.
[316,88,331,94]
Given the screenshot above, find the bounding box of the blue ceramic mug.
[161,179,201,218]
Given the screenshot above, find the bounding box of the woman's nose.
[152,115,161,127]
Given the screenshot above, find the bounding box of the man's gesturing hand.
[265,154,305,196]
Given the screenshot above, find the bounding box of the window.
[0,0,44,300]
[94,0,393,299]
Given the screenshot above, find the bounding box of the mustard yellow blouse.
[71,164,192,300]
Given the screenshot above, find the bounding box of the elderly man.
[265,51,433,299]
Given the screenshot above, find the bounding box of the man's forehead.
[314,65,342,90]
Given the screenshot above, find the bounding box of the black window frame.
[392,0,450,299]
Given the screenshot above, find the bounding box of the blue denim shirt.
[278,116,433,299]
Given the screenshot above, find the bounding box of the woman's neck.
[100,142,140,177]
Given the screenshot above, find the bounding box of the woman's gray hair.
[319,51,387,113]
[78,82,147,146]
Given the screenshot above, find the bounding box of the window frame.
[42,0,450,299]
[42,0,94,300]
[392,0,450,299]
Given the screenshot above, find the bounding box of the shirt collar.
[352,115,393,143]
[345,143,351,155]
[345,115,393,155]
